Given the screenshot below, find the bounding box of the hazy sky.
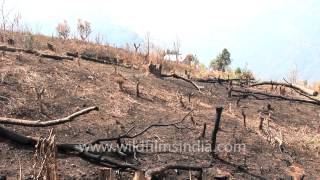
[6,0,320,82]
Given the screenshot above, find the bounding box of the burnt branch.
[250,81,318,96]
[0,45,74,60]
[161,73,202,91]
[0,106,98,127]
[0,126,138,170]
[232,89,320,106]
[227,81,233,98]
[91,110,193,144]
[196,77,255,86]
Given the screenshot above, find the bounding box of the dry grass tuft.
[32,129,58,180]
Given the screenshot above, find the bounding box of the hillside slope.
[0,47,319,179]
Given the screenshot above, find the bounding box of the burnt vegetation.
[0,7,319,180]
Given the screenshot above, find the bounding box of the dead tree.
[211,107,223,157]
[173,37,181,64]
[144,32,151,64]
[133,43,140,53]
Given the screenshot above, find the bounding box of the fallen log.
[161,73,202,91]
[232,89,320,106]
[0,45,21,52]
[196,77,255,85]
[144,163,210,180]
[0,126,37,146]
[1,125,215,176]
[0,106,98,127]
[66,51,79,57]
[80,54,114,64]
[0,126,138,170]
[0,45,74,61]
[250,81,318,96]
[39,53,74,61]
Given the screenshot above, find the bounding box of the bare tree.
[10,13,21,33]
[77,19,92,41]
[144,32,151,64]
[0,0,11,32]
[173,37,181,64]
[287,64,298,84]
[95,32,104,45]
[56,20,70,40]
[133,43,141,53]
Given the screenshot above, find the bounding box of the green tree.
[210,48,231,72]
[234,67,242,75]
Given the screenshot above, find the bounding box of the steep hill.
[0,42,319,179]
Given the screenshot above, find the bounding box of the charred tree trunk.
[201,123,207,138]
[211,107,223,157]
[259,113,264,131]
[136,81,141,97]
[241,109,246,127]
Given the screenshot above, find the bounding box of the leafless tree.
[133,43,140,53]
[143,32,151,64]
[173,37,181,63]
[56,20,70,40]
[10,13,21,33]
[95,32,104,45]
[287,64,298,84]
[77,19,92,41]
[0,0,11,32]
